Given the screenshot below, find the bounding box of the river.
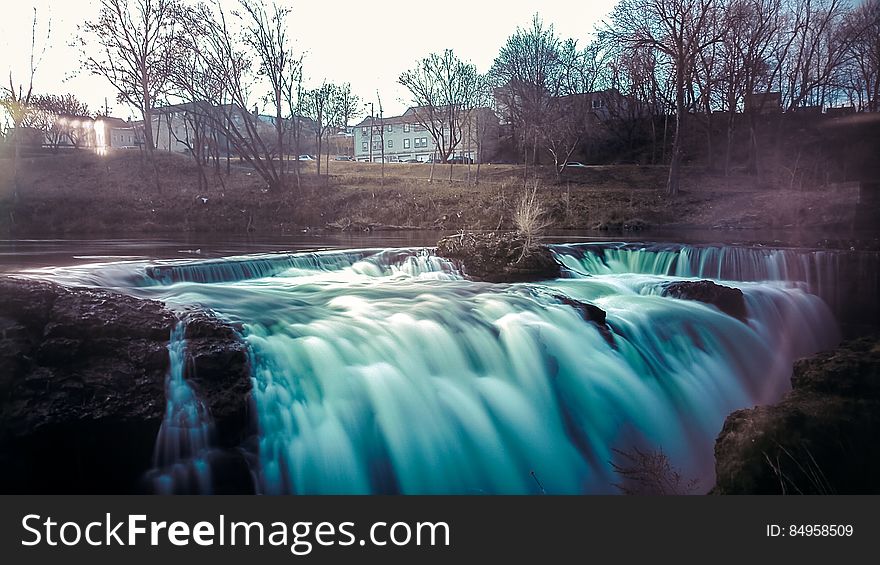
[2,230,876,494]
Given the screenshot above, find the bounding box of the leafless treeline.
[3,0,878,196]
[599,0,879,194]
[75,0,363,192]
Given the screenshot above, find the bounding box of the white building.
[353,107,498,163]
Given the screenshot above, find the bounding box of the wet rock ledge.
[0,276,253,493]
[436,231,561,283]
[662,280,747,321]
[714,336,880,494]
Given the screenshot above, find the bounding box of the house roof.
[98,116,135,129]
[354,105,495,128]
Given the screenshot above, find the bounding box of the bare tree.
[779,0,862,111]
[179,1,285,191]
[490,15,562,181]
[238,0,297,180]
[399,48,480,174]
[1,8,49,200]
[468,74,499,186]
[601,0,729,195]
[598,40,674,164]
[542,39,600,180]
[334,82,361,152]
[80,0,182,158]
[303,82,336,176]
[282,58,305,191]
[30,94,91,152]
[840,0,879,111]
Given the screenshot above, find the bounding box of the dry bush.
[611,446,700,495]
[513,182,552,259]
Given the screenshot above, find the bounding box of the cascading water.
[32,243,843,494]
[148,322,216,494]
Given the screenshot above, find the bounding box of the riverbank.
[714,334,880,494]
[0,151,866,236]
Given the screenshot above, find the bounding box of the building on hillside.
[49,115,97,149]
[494,86,642,126]
[744,91,782,114]
[151,102,225,154]
[328,127,354,157]
[151,102,317,157]
[352,106,499,163]
[95,116,140,149]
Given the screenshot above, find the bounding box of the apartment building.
[353,106,498,163]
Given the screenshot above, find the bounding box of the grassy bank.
[0,150,862,236]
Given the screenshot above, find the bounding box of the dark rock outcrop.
[436,232,561,283]
[180,309,252,451]
[0,277,253,493]
[662,280,747,321]
[713,336,880,494]
[547,293,614,346]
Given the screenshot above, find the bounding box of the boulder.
[436,231,561,283]
[662,280,747,321]
[180,309,253,449]
[547,293,614,346]
[0,277,253,493]
[713,336,880,494]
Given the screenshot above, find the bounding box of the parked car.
[401,158,420,163]
[448,156,473,164]
[563,161,588,168]
[334,155,354,161]
[298,154,316,161]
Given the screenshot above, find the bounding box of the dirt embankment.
[0,151,864,236]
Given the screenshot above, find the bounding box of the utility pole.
[377,92,385,184]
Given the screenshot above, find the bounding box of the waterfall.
[551,242,846,310]
[148,322,216,494]
[35,242,846,494]
[145,250,376,284]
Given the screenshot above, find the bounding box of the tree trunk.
[142,107,155,151]
[667,66,684,197]
[747,112,759,176]
[276,92,284,181]
[316,131,322,176]
[12,128,21,202]
[293,123,301,193]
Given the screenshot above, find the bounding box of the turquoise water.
[26,243,840,494]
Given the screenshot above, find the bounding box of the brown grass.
[0,149,862,235]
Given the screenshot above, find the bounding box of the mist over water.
[26,242,841,494]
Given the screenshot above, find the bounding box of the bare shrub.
[611,446,700,495]
[513,182,552,260]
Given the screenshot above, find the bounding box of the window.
[372,140,382,151]
[414,137,429,148]
[403,138,411,149]
[592,98,605,109]
[387,139,393,148]
[403,123,410,133]
[362,126,368,135]
[386,124,393,133]
[362,141,368,151]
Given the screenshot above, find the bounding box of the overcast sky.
[1,0,617,120]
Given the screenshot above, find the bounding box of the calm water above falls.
[19,242,842,494]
